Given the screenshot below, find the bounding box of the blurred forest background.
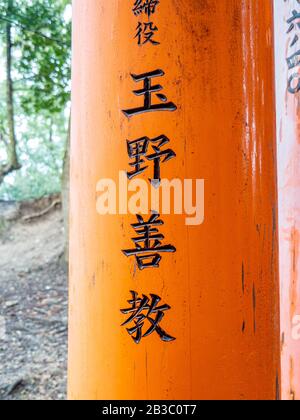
[0,0,71,400]
[0,0,71,201]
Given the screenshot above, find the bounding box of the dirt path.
[0,209,68,400]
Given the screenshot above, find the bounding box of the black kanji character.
[288,72,300,94]
[133,0,160,19]
[122,70,177,118]
[287,9,300,34]
[287,9,300,47]
[135,22,160,46]
[126,135,176,184]
[287,50,300,70]
[121,291,176,344]
[122,214,176,270]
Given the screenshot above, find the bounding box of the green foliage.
[13,0,71,114]
[0,0,71,201]
[0,0,71,114]
[0,111,67,201]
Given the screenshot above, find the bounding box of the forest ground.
[0,199,67,400]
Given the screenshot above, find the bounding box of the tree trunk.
[61,114,70,263]
[1,0,20,184]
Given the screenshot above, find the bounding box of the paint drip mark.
[276,372,280,401]
[242,320,246,333]
[242,263,245,295]
[252,283,256,334]
[281,332,285,353]
[272,207,277,234]
[271,208,277,277]
[241,263,247,335]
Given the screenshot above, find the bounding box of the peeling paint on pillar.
[274,0,300,401]
[69,0,280,400]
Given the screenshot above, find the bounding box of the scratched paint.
[68,0,280,400]
[274,0,300,401]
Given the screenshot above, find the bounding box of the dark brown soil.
[0,208,67,400]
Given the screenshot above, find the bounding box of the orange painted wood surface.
[274,0,300,401]
[68,0,280,400]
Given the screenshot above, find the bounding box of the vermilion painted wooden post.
[68,0,280,400]
[274,0,300,401]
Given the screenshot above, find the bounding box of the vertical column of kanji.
[274,0,300,401]
[69,0,280,400]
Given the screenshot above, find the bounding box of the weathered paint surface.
[274,0,300,401]
[69,0,280,400]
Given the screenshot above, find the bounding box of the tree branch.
[0,14,68,47]
[0,161,20,184]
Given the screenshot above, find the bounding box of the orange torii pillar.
[69,0,281,400]
[274,0,300,401]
